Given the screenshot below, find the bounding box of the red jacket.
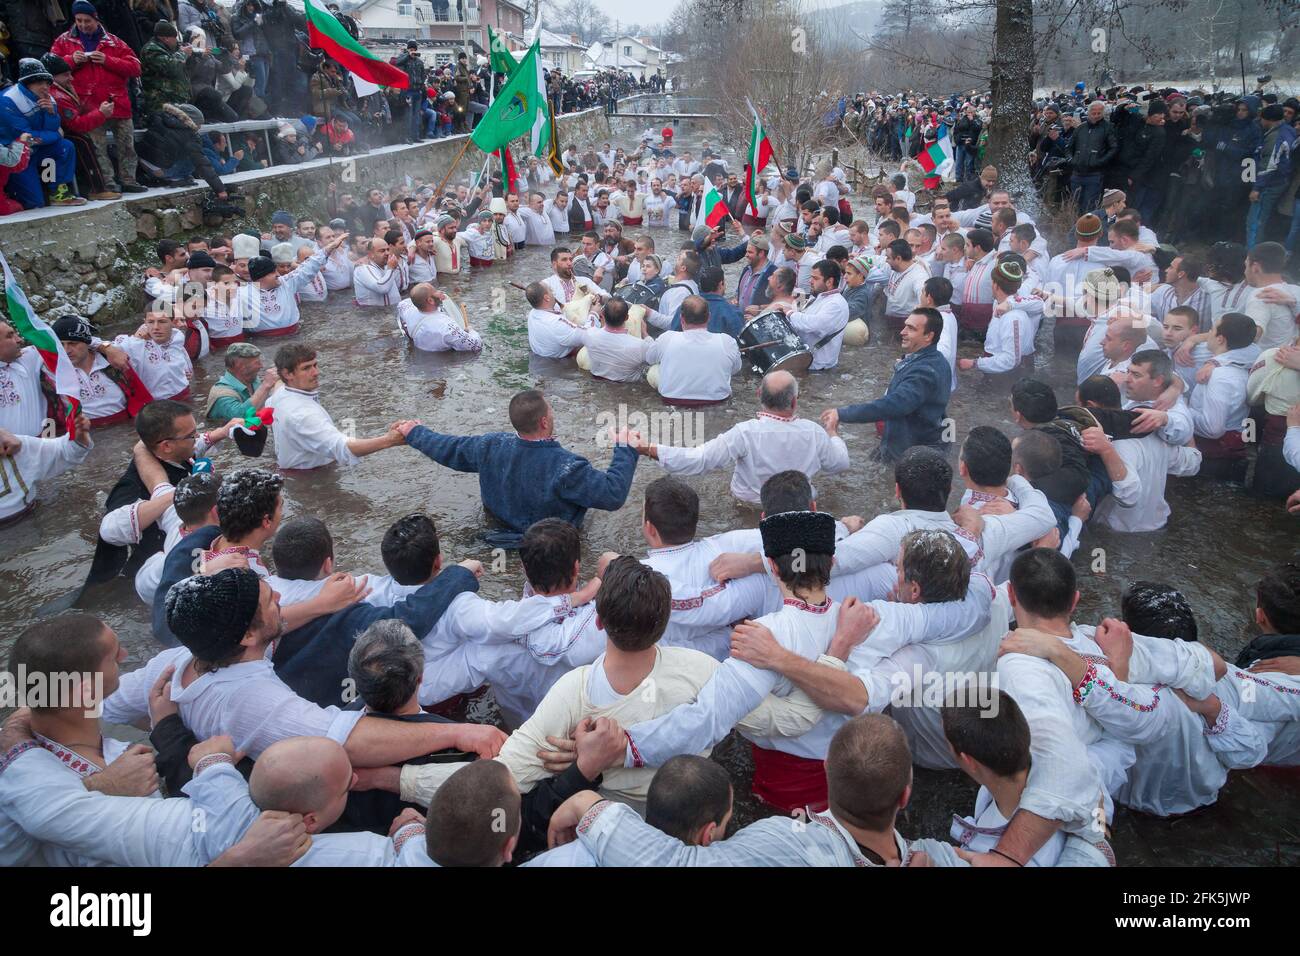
[50,27,141,121]
[52,82,109,136]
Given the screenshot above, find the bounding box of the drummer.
[746,266,798,318]
[773,259,850,371]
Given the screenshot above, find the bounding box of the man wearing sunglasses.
[87,399,232,588]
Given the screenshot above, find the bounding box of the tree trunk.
[986,0,1035,204]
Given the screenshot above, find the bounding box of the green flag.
[487,26,518,77]
[471,40,551,160]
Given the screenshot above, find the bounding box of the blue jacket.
[271,566,478,707]
[1256,122,1296,191]
[407,427,639,546]
[0,83,63,146]
[838,344,951,462]
[670,292,744,336]
[150,524,478,707]
[695,236,749,273]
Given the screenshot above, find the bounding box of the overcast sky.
[562,0,846,34]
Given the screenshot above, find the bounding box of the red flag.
[497,148,519,196]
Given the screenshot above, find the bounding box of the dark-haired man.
[980,548,1221,865]
[549,714,967,865]
[0,613,299,867]
[397,554,823,816]
[528,753,736,866]
[399,389,639,547]
[106,567,503,764]
[1190,312,1259,481]
[824,307,951,463]
[774,259,849,370]
[89,399,230,586]
[264,344,413,471]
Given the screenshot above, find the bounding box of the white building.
[537,29,587,75]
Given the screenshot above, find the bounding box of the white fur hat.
[232,234,262,260]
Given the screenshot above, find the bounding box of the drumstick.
[739,339,781,353]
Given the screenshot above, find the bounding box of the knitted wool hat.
[1075,213,1103,238]
[164,568,262,661]
[760,510,837,559]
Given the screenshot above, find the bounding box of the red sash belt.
[742,214,764,229]
[469,256,494,268]
[249,324,300,338]
[1195,430,1246,459]
[750,743,828,815]
[207,332,246,348]
[955,302,993,333]
[661,396,728,407]
[621,216,643,225]
[1260,412,1288,446]
[90,409,130,428]
[163,387,191,402]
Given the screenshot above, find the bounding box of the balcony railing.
[411,4,481,25]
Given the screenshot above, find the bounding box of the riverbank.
[0,106,613,332]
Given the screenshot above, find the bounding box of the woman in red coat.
[50,1,146,193]
[44,53,120,200]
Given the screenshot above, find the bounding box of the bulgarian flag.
[743,100,775,216]
[305,0,409,89]
[917,123,955,190]
[2,251,80,422]
[701,179,730,229]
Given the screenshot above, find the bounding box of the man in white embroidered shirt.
[525,281,589,359]
[264,344,411,472]
[581,298,650,382]
[353,237,404,308]
[645,295,741,404]
[774,259,850,371]
[398,284,482,353]
[634,370,850,504]
[101,567,506,766]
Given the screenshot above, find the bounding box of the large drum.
[615,281,661,310]
[737,311,813,375]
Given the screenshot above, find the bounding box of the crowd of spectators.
[841,83,1299,254]
[0,0,667,215]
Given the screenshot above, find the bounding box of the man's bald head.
[248,737,355,833]
[759,370,798,413]
[410,282,436,309]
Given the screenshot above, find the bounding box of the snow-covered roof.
[537,29,585,50]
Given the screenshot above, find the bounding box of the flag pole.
[434,136,476,199]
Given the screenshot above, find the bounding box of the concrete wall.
[0,107,612,331]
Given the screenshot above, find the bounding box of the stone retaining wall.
[0,107,612,332]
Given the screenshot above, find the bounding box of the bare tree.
[670,0,852,168]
